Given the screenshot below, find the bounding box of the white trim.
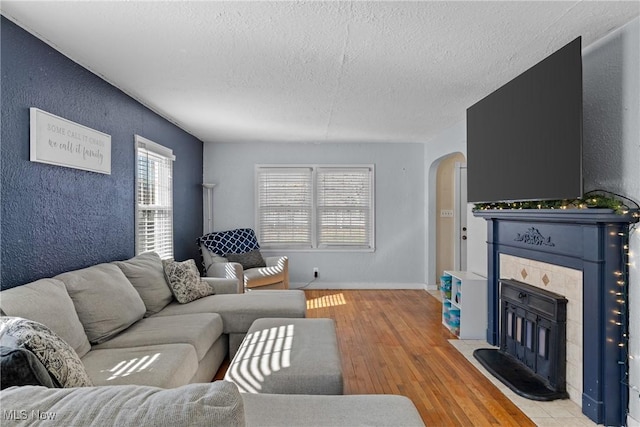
[134,136,174,258]
[255,163,375,251]
[135,134,175,160]
[289,282,427,290]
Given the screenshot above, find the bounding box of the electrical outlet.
[440,209,454,218]
[313,267,319,278]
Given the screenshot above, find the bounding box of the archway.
[427,152,466,286]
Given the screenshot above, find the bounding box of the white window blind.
[256,165,374,250]
[316,167,373,248]
[257,167,313,247]
[135,135,175,259]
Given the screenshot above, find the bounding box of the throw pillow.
[0,317,93,388]
[226,250,267,270]
[0,343,59,389]
[162,259,214,304]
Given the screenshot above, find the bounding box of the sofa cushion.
[225,318,343,395]
[0,343,58,389]
[153,290,307,334]
[0,317,93,387]
[114,252,174,317]
[242,393,424,427]
[93,313,223,361]
[56,263,146,344]
[0,381,246,427]
[81,344,199,388]
[0,278,91,357]
[162,259,214,303]
[226,250,266,270]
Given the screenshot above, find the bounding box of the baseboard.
[290,282,427,290]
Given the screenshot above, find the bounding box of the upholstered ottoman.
[225,318,343,395]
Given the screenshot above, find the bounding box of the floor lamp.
[202,183,216,234]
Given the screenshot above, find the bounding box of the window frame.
[134,135,175,259]
[255,164,375,252]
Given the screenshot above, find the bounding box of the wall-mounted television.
[466,37,583,203]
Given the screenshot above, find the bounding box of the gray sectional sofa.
[0,252,425,426]
[0,252,306,387]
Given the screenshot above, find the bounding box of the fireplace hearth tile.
[542,273,550,286]
[521,268,528,279]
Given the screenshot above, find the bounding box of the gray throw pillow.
[226,250,266,270]
[0,317,93,388]
[162,259,214,304]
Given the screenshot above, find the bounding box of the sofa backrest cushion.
[114,252,174,317]
[55,263,146,344]
[0,279,92,357]
[0,381,246,426]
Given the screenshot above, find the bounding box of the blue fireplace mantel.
[474,208,638,426]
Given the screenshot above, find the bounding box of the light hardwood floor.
[217,289,535,426]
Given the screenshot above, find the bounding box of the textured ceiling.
[1,1,639,144]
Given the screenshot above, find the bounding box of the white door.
[454,163,467,270]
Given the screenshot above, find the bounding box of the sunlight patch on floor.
[306,293,347,309]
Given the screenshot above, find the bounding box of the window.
[256,165,374,250]
[135,135,175,259]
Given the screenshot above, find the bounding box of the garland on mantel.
[475,188,640,403]
[473,189,640,217]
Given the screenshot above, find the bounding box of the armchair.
[197,228,289,292]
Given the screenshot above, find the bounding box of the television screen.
[466,37,583,203]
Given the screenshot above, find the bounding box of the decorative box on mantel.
[473,208,638,426]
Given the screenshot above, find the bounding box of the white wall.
[203,141,426,288]
[423,119,487,282]
[423,120,467,285]
[582,17,640,425]
[424,18,639,422]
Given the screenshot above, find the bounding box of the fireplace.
[473,209,637,426]
[476,278,568,400]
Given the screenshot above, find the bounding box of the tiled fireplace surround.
[474,209,637,426]
[499,254,583,404]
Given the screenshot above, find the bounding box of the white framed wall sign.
[29,107,112,174]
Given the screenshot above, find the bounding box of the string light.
[473,189,639,215]
[473,189,640,402]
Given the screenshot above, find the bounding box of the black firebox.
[501,279,568,394]
[474,279,568,401]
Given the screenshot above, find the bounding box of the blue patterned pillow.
[199,228,260,256]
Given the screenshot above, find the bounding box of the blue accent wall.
[1,17,203,289]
